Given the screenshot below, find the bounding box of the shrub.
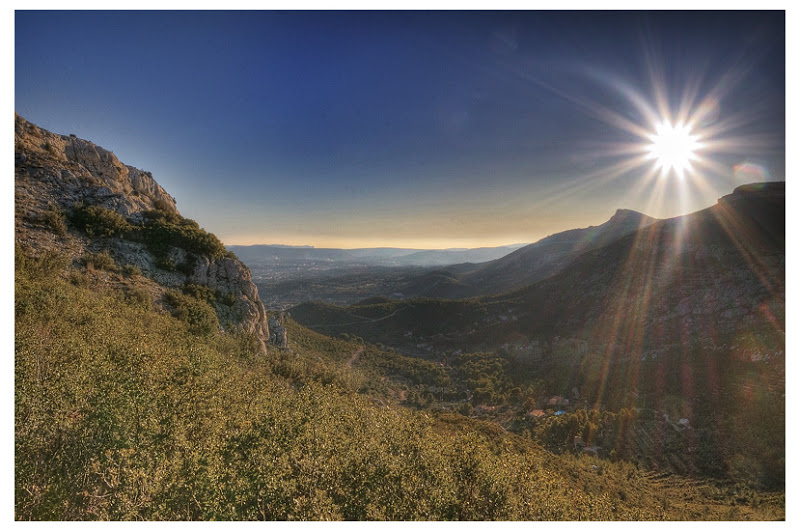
[71,204,132,238]
[219,292,237,306]
[230,331,264,361]
[175,257,196,276]
[41,205,67,236]
[151,198,174,213]
[138,209,227,260]
[15,244,69,281]
[155,256,176,272]
[124,286,152,309]
[182,283,216,304]
[82,250,117,272]
[163,290,219,336]
[121,264,142,277]
[68,270,89,287]
[42,140,57,155]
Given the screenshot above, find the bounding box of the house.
[528,409,546,419]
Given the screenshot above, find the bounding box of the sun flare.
[645,120,701,179]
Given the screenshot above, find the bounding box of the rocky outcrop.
[15,114,270,350]
[191,254,270,341]
[268,312,289,349]
[15,114,178,219]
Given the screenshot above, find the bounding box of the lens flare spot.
[733,161,770,184]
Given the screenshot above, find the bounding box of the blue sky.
[15,10,785,248]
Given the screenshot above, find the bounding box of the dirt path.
[346,346,365,368]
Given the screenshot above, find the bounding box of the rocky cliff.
[15,114,270,349]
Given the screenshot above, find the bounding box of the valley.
[234,243,526,309]
[283,182,785,490]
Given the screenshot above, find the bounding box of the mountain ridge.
[392,207,661,299]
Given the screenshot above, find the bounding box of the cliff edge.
[15,114,270,350]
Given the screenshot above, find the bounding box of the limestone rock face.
[268,312,289,349]
[15,114,270,350]
[15,114,178,219]
[190,255,270,341]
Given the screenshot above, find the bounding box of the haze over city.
[15,10,785,248]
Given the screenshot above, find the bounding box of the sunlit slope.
[15,248,783,520]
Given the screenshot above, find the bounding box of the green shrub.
[155,256,176,272]
[124,286,151,309]
[219,292,237,306]
[163,290,219,336]
[138,209,227,260]
[182,283,216,304]
[175,257,196,276]
[151,198,174,213]
[82,250,117,272]
[71,204,132,238]
[14,244,69,281]
[41,205,67,236]
[68,270,89,287]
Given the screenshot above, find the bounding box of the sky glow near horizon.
[15,10,785,248]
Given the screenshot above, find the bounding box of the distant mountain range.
[236,209,662,308]
[227,243,529,268]
[293,182,784,359]
[387,208,660,299]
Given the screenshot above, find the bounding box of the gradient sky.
[15,10,785,248]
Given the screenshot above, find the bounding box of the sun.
[645,120,702,178]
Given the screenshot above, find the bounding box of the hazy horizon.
[15,11,785,249]
[224,239,534,250]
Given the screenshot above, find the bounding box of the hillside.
[242,211,658,309]
[291,183,785,486]
[460,208,660,295]
[15,247,784,520]
[389,208,661,300]
[293,182,783,363]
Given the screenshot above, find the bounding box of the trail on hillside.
[346,346,365,368]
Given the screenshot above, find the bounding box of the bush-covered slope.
[15,248,783,520]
